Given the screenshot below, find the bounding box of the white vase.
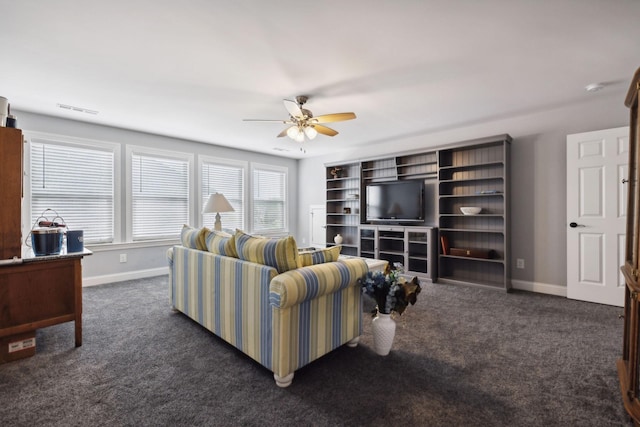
[371,312,396,356]
[334,234,343,245]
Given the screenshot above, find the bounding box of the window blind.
[252,167,286,233]
[30,141,115,244]
[202,162,244,231]
[131,153,189,240]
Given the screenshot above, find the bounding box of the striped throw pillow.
[234,230,299,273]
[298,245,341,267]
[181,225,210,251]
[205,230,238,258]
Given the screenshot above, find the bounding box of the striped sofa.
[167,227,368,387]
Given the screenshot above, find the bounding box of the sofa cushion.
[205,230,238,258]
[298,246,341,267]
[234,230,298,273]
[181,225,210,251]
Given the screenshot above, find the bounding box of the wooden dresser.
[618,66,640,424]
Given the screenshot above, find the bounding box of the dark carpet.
[0,275,630,426]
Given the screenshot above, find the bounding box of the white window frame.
[22,131,121,245]
[125,145,194,242]
[250,162,288,236]
[197,155,248,231]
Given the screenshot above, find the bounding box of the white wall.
[296,90,629,293]
[15,110,299,285]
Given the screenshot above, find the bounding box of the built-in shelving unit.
[325,163,360,256]
[437,136,511,291]
[325,134,510,290]
[361,152,438,185]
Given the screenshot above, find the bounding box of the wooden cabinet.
[0,255,85,352]
[0,128,23,260]
[325,162,360,256]
[0,127,89,362]
[358,225,436,281]
[438,135,511,291]
[618,66,640,423]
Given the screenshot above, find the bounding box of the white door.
[566,127,629,306]
[309,205,326,248]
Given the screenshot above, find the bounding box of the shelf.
[362,165,397,172]
[440,228,504,234]
[440,254,504,263]
[439,193,504,199]
[396,161,437,168]
[439,176,503,184]
[327,176,359,182]
[379,249,404,255]
[397,172,437,179]
[327,198,361,203]
[439,160,504,171]
[326,187,359,192]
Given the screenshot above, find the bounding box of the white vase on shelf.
[334,234,343,245]
[371,311,396,356]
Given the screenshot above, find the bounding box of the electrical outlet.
[119,253,127,263]
[516,258,525,269]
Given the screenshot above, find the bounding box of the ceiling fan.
[244,96,356,143]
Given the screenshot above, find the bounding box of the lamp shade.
[304,126,318,140]
[203,193,235,214]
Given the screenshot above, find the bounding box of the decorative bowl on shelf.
[460,206,482,215]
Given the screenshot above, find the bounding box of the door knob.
[569,222,585,228]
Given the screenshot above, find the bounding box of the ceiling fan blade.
[277,127,292,138]
[311,112,356,124]
[283,99,303,118]
[243,119,292,124]
[314,125,338,137]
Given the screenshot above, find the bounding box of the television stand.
[358,225,436,282]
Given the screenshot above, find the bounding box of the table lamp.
[203,193,235,231]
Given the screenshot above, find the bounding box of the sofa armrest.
[269,258,368,309]
[167,247,174,267]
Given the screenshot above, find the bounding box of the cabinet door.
[627,85,640,277]
[407,228,430,275]
[0,128,23,260]
[359,226,377,258]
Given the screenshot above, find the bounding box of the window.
[201,158,245,231]
[129,147,192,241]
[251,164,287,234]
[29,137,116,244]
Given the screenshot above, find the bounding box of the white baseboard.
[83,267,168,287]
[511,279,567,297]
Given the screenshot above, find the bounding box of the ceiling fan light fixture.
[294,129,305,143]
[286,126,300,139]
[304,126,318,140]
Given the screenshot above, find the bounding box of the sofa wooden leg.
[347,336,360,347]
[274,372,294,388]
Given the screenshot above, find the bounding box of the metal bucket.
[31,228,64,256]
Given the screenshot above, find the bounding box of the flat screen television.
[366,180,424,223]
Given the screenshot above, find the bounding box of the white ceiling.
[2,0,639,159]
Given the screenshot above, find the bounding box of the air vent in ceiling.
[57,103,99,115]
